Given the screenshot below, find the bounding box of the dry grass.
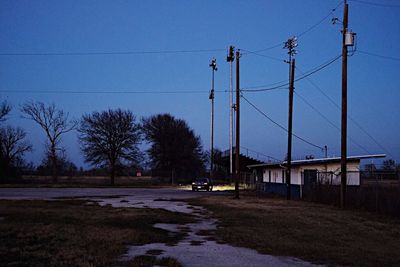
[0,200,195,267]
[0,175,170,188]
[189,195,400,266]
[126,255,182,267]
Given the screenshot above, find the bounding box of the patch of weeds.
[145,249,164,256]
[176,225,191,233]
[154,198,168,201]
[0,200,195,267]
[190,240,205,246]
[165,231,188,247]
[205,236,217,242]
[156,257,183,267]
[127,255,182,267]
[127,255,156,267]
[196,229,216,236]
[54,195,129,200]
[153,198,183,202]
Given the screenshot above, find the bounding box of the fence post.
[374,167,379,213]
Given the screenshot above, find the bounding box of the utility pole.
[209,58,217,179]
[227,46,235,181]
[284,37,297,201]
[235,50,240,199]
[341,0,349,209]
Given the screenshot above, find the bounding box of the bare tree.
[21,101,76,181]
[0,126,32,179]
[78,109,141,185]
[0,101,11,122]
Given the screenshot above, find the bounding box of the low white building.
[248,154,385,198]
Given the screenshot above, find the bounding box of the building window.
[274,171,279,183]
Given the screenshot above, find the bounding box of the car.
[192,178,213,192]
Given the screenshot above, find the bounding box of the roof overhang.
[247,154,386,169]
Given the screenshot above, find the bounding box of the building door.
[303,169,317,195]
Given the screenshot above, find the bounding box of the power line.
[241,93,324,150]
[297,0,344,38]
[295,91,341,131]
[294,91,371,154]
[357,50,400,62]
[295,65,394,158]
[294,54,342,82]
[0,48,225,56]
[241,85,288,92]
[242,79,288,90]
[0,89,228,94]
[249,43,285,54]
[240,49,285,62]
[246,0,343,53]
[242,54,341,92]
[240,145,282,162]
[350,0,400,8]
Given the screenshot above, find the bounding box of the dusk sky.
[1,0,399,168]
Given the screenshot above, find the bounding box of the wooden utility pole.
[227,46,235,181]
[286,58,295,200]
[284,37,297,200]
[235,50,240,199]
[341,1,349,209]
[209,58,217,179]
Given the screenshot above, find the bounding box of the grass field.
[189,194,400,266]
[0,175,172,188]
[0,200,195,267]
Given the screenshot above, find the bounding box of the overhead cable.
[350,0,400,8]
[297,0,344,38]
[294,91,371,154]
[245,0,343,54]
[357,50,400,62]
[241,93,324,150]
[295,65,394,158]
[240,145,282,162]
[0,48,225,56]
[0,89,228,94]
[240,49,285,62]
[242,54,341,92]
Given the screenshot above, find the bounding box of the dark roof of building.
[247,154,386,169]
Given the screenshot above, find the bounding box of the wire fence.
[301,170,400,217]
[252,169,400,217]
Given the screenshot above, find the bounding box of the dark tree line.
[142,114,206,183]
[36,154,78,177]
[1,100,208,184]
[0,102,32,181]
